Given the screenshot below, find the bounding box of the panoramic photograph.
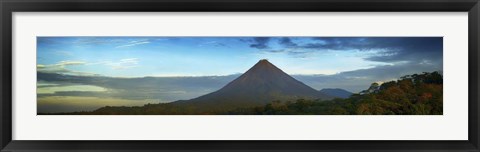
[37,37,443,115]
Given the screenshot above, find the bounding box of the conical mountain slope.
[173,59,333,110]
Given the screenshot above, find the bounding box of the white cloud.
[115,40,150,48]
[37,60,95,76]
[57,61,86,66]
[119,58,139,64]
[38,58,141,76]
[99,58,140,70]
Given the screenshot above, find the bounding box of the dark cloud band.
[247,37,443,63]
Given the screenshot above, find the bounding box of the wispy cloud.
[37,61,95,76]
[91,58,140,70]
[54,51,73,57]
[119,58,139,63]
[38,58,141,76]
[73,37,122,45]
[110,58,140,70]
[39,37,155,48]
[57,61,86,66]
[115,40,150,48]
[198,41,226,47]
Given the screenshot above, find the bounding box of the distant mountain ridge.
[172,59,333,111]
[319,88,353,98]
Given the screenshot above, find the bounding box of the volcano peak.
[173,59,333,110]
[252,59,274,67]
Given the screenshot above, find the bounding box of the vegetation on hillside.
[225,71,443,115]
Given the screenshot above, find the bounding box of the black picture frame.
[1,0,479,151]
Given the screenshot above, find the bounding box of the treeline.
[225,71,443,115]
[51,103,209,115]
[50,101,241,115]
[45,71,442,115]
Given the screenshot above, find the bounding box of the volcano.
[172,59,333,110]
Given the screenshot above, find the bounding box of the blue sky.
[37,37,444,112]
[37,37,442,77]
